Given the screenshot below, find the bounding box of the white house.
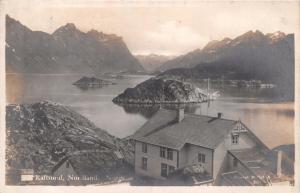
[131,108,294,186]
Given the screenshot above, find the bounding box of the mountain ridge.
[158,30,293,72]
[135,54,176,72]
[6,15,145,74]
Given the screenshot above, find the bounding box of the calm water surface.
[6,74,294,148]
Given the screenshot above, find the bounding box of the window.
[232,134,239,144]
[168,165,175,175]
[142,157,147,170]
[198,153,206,163]
[167,148,173,160]
[66,161,70,168]
[160,147,166,158]
[142,143,147,153]
[233,158,238,167]
[161,164,176,177]
[160,147,173,160]
[161,163,168,177]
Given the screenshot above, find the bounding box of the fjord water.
[6,74,294,148]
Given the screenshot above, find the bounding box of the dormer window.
[231,134,239,144]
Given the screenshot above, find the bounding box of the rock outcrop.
[6,101,133,181]
[112,77,208,104]
[73,76,116,86]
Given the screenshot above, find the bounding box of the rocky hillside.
[135,54,175,72]
[112,77,208,104]
[158,31,294,100]
[6,101,134,177]
[158,30,294,73]
[6,15,144,74]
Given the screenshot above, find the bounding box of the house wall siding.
[134,141,178,179]
[178,145,187,168]
[213,141,227,179]
[179,144,213,176]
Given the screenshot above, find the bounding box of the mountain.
[135,54,176,72]
[158,30,294,72]
[158,30,294,100]
[6,15,144,74]
[6,101,134,179]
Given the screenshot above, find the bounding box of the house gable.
[224,120,265,151]
[213,120,268,182]
[53,159,77,178]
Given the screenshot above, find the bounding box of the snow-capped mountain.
[6,15,145,74]
[158,30,294,72]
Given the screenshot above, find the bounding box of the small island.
[112,77,209,104]
[73,76,116,87]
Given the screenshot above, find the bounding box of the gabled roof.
[221,171,253,186]
[229,147,277,175]
[52,150,122,176]
[225,147,294,185]
[132,109,237,149]
[228,148,277,184]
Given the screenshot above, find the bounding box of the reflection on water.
[194,81,292,101]
[6,73,294,148]
[75,84,108,91]
[115,104,160,119]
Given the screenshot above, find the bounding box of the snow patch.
[207,50,216,54]
[268,31,285,43]
[231,41,241,46]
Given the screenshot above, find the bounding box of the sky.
[3,0,300,55]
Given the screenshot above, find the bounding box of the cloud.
[144,21,209,54]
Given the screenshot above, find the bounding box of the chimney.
[277,150,283,177]
[176,108,185,122]
[217,112,223,119]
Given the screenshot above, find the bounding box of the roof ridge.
[184,112,237,122]
[159,107,238,122]
[133,107,241,150]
